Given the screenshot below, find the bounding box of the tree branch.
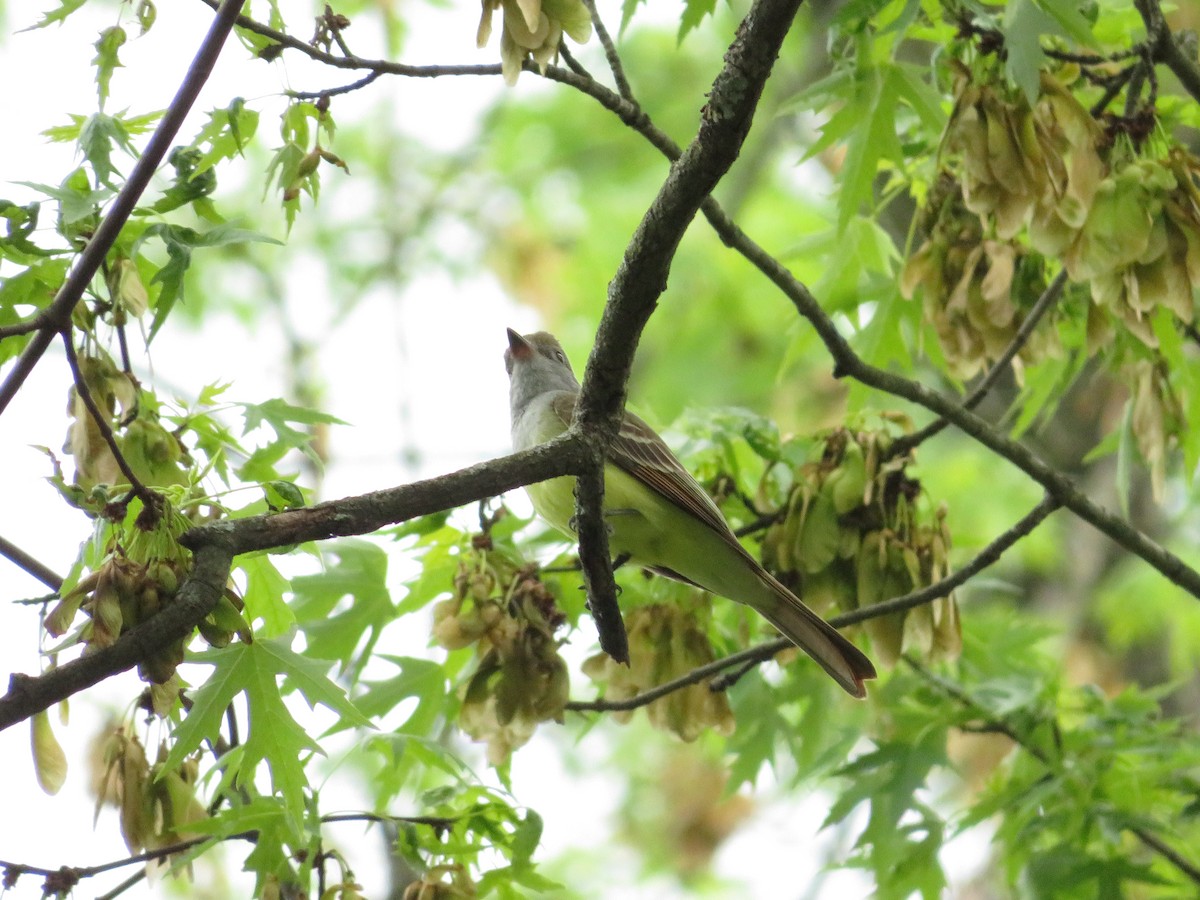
[892,270,1069,456]
[0,534,64,591]
[182,435,583,554]
[0,429,595,730]
[0,811,451,895]
[1135,0,1200,106]
[0,315,48,339]
[582,0,635,101]
[568,0,805,664]
[0,0,248,419]
[0,543,231,732]
[61,334,162,522]
[288,69,382,100]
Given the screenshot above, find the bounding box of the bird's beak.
[506,327,534,360]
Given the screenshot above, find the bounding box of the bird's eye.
[554,350,566,363]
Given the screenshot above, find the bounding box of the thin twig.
[61,333,162,521]
[557,43,593,81]
[0,0,248,418]
[288,70,382,100]
[582,0,635,101]
[1089,64,1138,116]
[566,635,791,712]
[892,271,1069,456]
[1135,0,1200,106]
[115,319,133,373]
[0,534,64,591]
[1044,45,1143,65]
[567,494,1060,711]
[0,315,48,339]
[734,509,783,537]
[0,811,452,893]
[95,869,146,900]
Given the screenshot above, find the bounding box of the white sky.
[0,2,988,897]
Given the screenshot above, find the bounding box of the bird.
[504,328,876,698]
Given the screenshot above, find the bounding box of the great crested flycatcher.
[505,328,877,698]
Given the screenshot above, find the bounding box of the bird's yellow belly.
[524,467,736,592]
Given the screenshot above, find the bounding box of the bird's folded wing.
[550,392,739,544]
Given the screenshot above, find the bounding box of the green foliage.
[163,637,371,822]
[5,0,1200,897]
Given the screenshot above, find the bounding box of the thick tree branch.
[0,0,247,418]
[181,436,582,554]
[569,0,805,664]
[0,438,586,730]
[0,543,231,732]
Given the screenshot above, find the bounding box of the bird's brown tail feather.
[755,573,876,698]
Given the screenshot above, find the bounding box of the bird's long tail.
[752,572,876,698]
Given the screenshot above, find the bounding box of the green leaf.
[0,259,70,363]
[618,0,645,35]
[1003,0,1053,104]
[510,809,543,865]
[190,98,260,175]
[290,539,395,677]
[144,147,217,215]
[79,113,136,187]
[0,201,64,263]
[18,0,87,31]
[93,26,126,109]
[238,553,297,637]
[238,397,345,466]
[165,637,370,822]
[892,63,947,134]
[1034,0,1098,47]
[807,63,905,232]
[678,0,716,40]
[353,655,448,734]
[18,169,111,233]
[134,222,281,337]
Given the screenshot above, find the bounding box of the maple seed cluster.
[476,0,592,85]
[91,727,206,855]
[46,551,251,683]
[901,174,1060,378]
[433,552,569,765]
[761,427,961,668]
[908,66,1200,369]
[63,352,190,493]
[583,604,735,742]
[402,863,478,900]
